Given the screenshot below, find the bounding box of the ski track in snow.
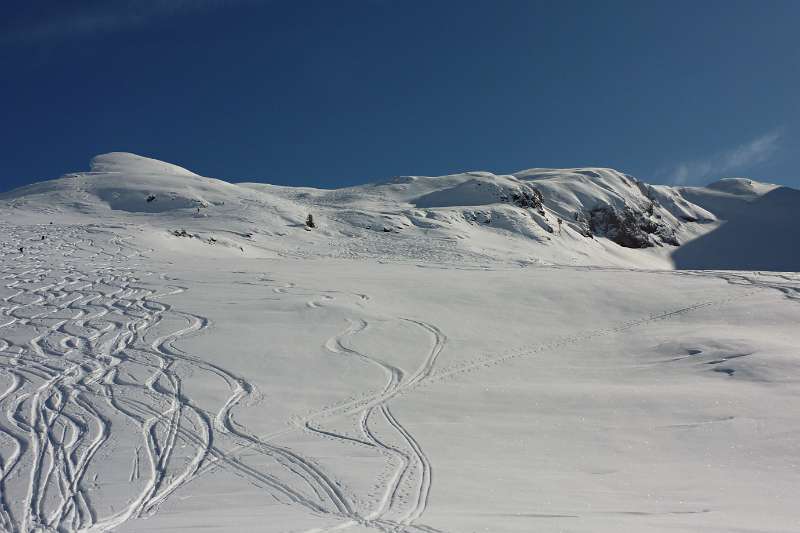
[0,224,323,532]
[0,223,448,533]
[208,267,786,533]
[301,316,445,532]
[1,222,794,533]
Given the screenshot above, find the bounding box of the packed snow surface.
[0,153,798,532]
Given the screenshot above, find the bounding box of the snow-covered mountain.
[1,152,799,533]
[1,152,795,270]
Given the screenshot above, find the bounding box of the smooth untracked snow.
[0,153,798,532]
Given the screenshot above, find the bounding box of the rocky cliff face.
[588,204,680,248]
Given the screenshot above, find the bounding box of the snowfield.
[0,153,798,533]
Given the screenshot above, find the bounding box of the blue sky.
[1,0,798,191]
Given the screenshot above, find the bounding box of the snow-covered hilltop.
[1,152,796,270]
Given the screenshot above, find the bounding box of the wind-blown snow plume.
[668,130,782,185]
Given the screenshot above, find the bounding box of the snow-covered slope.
[1,153,799,533]
[4,152,281,215]
[678,177,781,219]
[1,152,796,270]
[674,185,800,270]
[88,152,200,177]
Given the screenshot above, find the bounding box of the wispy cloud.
[3,0,254,44]
[668,130,783,185]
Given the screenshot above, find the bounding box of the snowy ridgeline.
[2,152,797,270]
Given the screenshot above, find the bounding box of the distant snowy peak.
[89,152,199,177]
[676,177,781,221]
[80,154,241,213]
[705,177,780,197]
[2,152,263,215]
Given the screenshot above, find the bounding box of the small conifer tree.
[305,214,316,228]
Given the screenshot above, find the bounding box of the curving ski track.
[0,224,367,532]
[302,316,446,532]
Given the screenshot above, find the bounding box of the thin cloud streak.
[3,0,256,43]
[669,130,783,185]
